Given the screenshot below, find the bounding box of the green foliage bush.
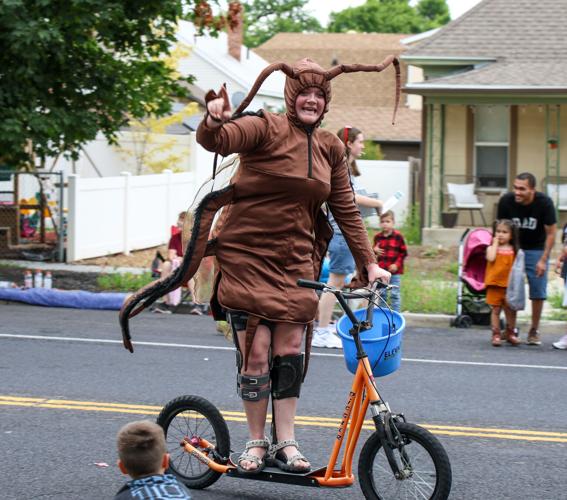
[548,291,564,310]
[362,141,383,160]
[97,272,154,292]
[400,203,421,245]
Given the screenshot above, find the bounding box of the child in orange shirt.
[485,219,521,347]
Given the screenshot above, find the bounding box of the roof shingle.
[405,0,567,61]
[323,105,421,142]
[404,0,567,90]
[256,33,421,141]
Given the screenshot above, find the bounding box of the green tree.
[417,0,450,30]
[328,0,450,34]
[0,0,231,171]
[241,0,323,48]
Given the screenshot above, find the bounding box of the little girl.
[485,219,521,347]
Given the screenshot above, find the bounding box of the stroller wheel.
[455,315,473,329]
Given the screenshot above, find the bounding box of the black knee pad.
[271,354,304,400]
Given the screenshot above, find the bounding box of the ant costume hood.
[120,56,400,376]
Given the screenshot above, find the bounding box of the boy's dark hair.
[492,219,520,254]
[562,222,567,244]
[380,210,395,222]
[516,172,536,188]
[117,420,167,478]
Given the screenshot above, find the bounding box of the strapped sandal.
[236,437,270,475]
[266,439,311,473]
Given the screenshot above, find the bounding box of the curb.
[403,312,453,329]
[403,312,565,334]
[1,259,565,334]
[0,259,146,275]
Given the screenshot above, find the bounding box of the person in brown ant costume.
[120,56,400,475]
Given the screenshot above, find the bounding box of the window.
[474,105,509,188]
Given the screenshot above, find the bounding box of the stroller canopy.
[462,228,492,293]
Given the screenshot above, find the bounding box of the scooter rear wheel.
[157,395,230,489]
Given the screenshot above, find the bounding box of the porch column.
[426,103,445,227]
[546,104,561,215]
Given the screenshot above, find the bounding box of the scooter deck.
[227,452,331,487]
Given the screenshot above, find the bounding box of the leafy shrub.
[363,140,384,160]
[97,272,154,292]
[548,291,564,309]
[447,262,459,275]
[400,203,421,245]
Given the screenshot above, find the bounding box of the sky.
[305,0,483,27]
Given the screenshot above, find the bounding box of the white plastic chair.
[446,183,486,226]
[546,183,567,211]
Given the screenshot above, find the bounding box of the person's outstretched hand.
[206,84,232,127]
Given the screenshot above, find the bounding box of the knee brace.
[237,372,271,401]
[271,354,304,400]
[235,347,270,401]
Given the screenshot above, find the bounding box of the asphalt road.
[1,303,566,500]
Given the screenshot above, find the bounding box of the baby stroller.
[451,227,493,328]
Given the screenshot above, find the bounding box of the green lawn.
[400,266,457,314]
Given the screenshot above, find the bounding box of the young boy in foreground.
[115,420,192,499]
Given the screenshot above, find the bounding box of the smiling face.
[348,133,365,159]
[513,178,535,205]
[294,87,326,125]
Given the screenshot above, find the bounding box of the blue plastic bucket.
[336,308,405,377]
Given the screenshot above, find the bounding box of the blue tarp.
[0,287,127,310]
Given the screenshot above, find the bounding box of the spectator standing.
[313,126,383,349]
[484,219,521,346]
[497,172,557,345]
[372,211,408,312]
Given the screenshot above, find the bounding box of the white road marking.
[2,333,567,371]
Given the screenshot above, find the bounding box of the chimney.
[227,2,243,62]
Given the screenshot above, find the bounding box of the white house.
[177,20,285,114]
[54,18,285,180]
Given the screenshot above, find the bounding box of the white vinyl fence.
[65,159,410,262]
[66,170,196,261]
[356,160,410,227]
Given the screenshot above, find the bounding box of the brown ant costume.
[120,57,400,381]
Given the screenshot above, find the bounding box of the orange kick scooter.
[157,280,452,499]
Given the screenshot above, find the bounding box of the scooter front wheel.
[358,421,452,500]
[157,395,230,489]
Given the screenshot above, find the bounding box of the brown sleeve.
[196,114,268,156]
[327,156,377,276]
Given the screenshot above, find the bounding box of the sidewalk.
[0,259,146,275]
[402,312,564,334]
[1,259,565,334]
